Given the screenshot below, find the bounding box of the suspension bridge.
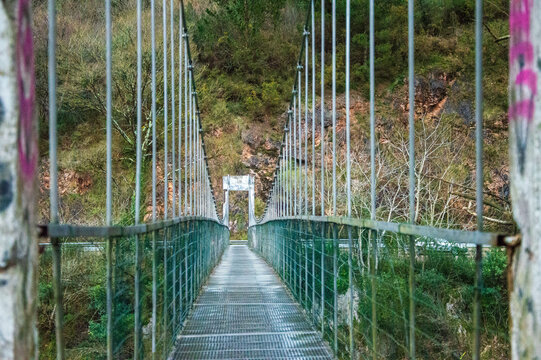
[0,0,539,359]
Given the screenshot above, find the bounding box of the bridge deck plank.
[172,245,332,360]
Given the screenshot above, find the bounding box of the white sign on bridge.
[222,175,256,228]
[223,175,251,191]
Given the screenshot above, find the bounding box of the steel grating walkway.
[172,245,333,360]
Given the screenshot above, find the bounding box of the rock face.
[241,128,264,149]
[337,287,360,324]
[393,71,477,129]
[241,124,280,198]
[444,81,474,126]
[415,73,448,111]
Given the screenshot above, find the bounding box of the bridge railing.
[250,217,508,360]
[39,0,229,358]
[253,0,513,359]
[39,218,228,359]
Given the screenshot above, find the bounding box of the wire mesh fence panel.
[250,219,509,360]
[38,240,108,359]
[38,219,228,360]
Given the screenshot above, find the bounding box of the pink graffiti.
[16,0,37,183]
[515,69,537,95]
[509,0,536,173]
[510,10,530,35]
[509,100,535,123]
[510,42,533,63]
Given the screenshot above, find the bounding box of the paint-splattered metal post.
[0,0,39,358]
[509,0,541,358]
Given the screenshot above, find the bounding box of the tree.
[0,0,39,358]
[508,0,541,358]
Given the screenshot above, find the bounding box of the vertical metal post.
[312,227,316,320]
[192,96,196,214]
[333,225,338,354]
[194,105,197,217]
[198,127,201,218]
[171,0,176,218]
[305,229,308,307]
[289,114,293,216]
[348,229,354,358]
[371,230,377,359]
[320,0,325,217]
[104,0,113,357]
[321,225,325,335]
[152,230,157,357]
[473,0,484,359]
[51,241,64,360]
[293,101,297,215]
[178,226,182,325]
[178,9,183,217]
[163,228,168,353]
[304,28,309,216]
[298,230,302,301]
[282,226,286,279]
[369,1,377,356]
[188,72,192,214]
[331,0,337,216]
[105,3,113,226]
[345,0,351,222]
[162,0,169,351]
[369,0,375,219]
[134,0,143,355]
[48,0,58,225]
[150,0,157,355]
[345,0,354,357]
[184,39,189,215]
[172,234,177,334]
[311,0,316,217]
[285,122,288,218]
[298,66,303,215]
[106,238,113,360]
[280,158,284,217]
[185,222,189,310]
[284,132,291,216]
[407,0,416,358]
[163,0,169,220]
[48,0,65,358]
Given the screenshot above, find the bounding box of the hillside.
[34,0,511,236]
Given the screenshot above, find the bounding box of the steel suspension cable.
[304,26,309,215]
[408,0,416,357]
[134,0,143,354]
[293,101,297,215]
[298,64,303,214]
[332,0,336,217]
[345,1,355,358]
[473,0,484,358]
[184,35,188,215]
[105,0,113,357]
[320,0,325,337]
[171,0,176,218]
[163,0,169,220]
[48,0,65,358]
[320,0,325,218]
[311,0,316,217]
[178,10,183,217]
[331,0,337,353]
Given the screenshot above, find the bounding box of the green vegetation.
[33,0,510,233]
[252,221,509,359]
[34,0,511,357]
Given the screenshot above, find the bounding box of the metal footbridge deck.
[172,245,332,359]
